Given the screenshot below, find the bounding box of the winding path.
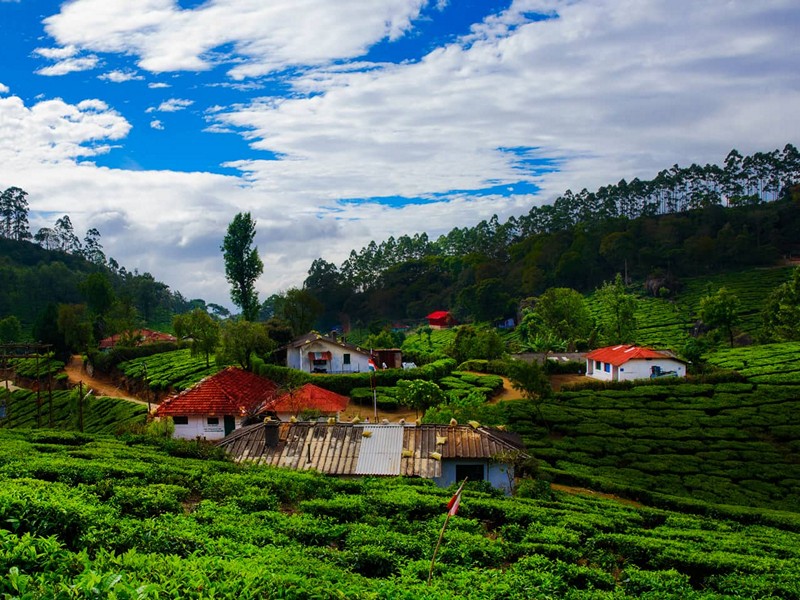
[63,355,150,408]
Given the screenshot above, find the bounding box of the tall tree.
[274,288,324,336]
[761,268,800,342]
[173,308,221,367]
[54,215,81,253]
[595,274,638,344]
[82,228,106,265]
[217,319,274,371]
[699,287,741,347]
[1,187,30,241]
[221,212,263,321]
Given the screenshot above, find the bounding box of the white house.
[585,345,686,382]
[154,367,277,440]
[285,332,373,374]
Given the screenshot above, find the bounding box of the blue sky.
[1,0,798,309]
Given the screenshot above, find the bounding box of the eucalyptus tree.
[221,212,263,321]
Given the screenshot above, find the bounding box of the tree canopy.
[221,212,263,321]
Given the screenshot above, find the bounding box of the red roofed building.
[155,367,277,440]
[585,345,686,382]
[261,383,350,421]
[426,310,454,329]
[98,329,177,350]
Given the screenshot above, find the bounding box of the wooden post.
[427,478,468,585]
[78,381,84,432]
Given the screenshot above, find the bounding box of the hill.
[0,428,798,598]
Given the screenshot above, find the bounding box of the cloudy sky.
[1,0,798,310]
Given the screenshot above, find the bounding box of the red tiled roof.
[585,345,678,366]
[155,367,278,417]
[98,329,177,349]
[264,383,349,414]
[426,310,450,320]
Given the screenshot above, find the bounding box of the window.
[595,360,600,370]
[604,362,611,373]
[173,416,188,425]
[343,353,351,365]
[455,464,485,482]
[207,417,219,425]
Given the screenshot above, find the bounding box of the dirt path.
[63,355,150,407]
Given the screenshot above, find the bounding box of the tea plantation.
[0,428,798,599]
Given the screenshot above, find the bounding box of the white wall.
[287,340,371,373]
[587,358,685,382]
[172,415,244,440]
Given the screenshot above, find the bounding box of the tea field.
[0,428,798,599]
[520,374,800,513]
[117,348,220,392]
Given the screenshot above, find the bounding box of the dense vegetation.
[0,428,798,599]
[299,145,800,328]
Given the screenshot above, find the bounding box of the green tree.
[57,304,93,352]
[761,268,800,342]
[507,359,551,427]
[595,274,638,344]
[274,288,324,336]
[447,325,504,364]
[527,287,594,351]
[699,287,741,346]
[79,272,116,317]
[221,212,263,321]
[217,319,275,371]
[0,315,22,343]
[173,308,221,367]
[396,379,446,418]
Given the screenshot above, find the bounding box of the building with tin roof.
[219,421,527,493]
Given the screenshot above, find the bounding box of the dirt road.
[63,355,150,407]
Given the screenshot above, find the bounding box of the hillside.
[0,428,798,598]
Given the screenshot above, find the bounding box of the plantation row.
[705,341,800,385]
[0,389,147,433]
[117,348,220,391]
[518,378,800,512]
[626,266,794,350]
[0,429,798,598]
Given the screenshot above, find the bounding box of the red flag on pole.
[447,486,463,516]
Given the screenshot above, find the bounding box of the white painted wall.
[172,415,244,440]
[586,358,685,382]
[287,340,371,373]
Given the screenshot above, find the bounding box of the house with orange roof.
[260,383,350,421]
[154,366,277,440]
[426,310,454,329]
[585,345,686,382]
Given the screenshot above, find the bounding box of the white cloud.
[36,55,99,76]
[0,83,9,95]
[152,98,194,112]
[33,45,78,60]
[148,82,170,88]
[42,0,428,76]
[99,69,144,82]
[150,119,164,130]
[0,94,130,167]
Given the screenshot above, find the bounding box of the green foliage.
[221,212,263,321]
[118,349,220,391]
[594,274,638,344]
[217,319,275,372]
[761,266,800,342]
[0,315,23,343]
[173,308,220,367]
[396,379,446,414]
[519,288,594,351]
[699,286,741,346]
[447,325,505,364]
[0,427,799,597]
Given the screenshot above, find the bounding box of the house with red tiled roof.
[426,310,454,329]
[98,329,177,350]
[155,367,278,440]
[260,383,350,421]
[585,345,686,382]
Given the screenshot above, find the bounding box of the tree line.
[300,144,800,330]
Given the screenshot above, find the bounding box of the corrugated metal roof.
[355,424,403,475]
[219,422,526,479]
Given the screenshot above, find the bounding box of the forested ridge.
[301,145,800,328]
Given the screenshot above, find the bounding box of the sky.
[1,0,799,311]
